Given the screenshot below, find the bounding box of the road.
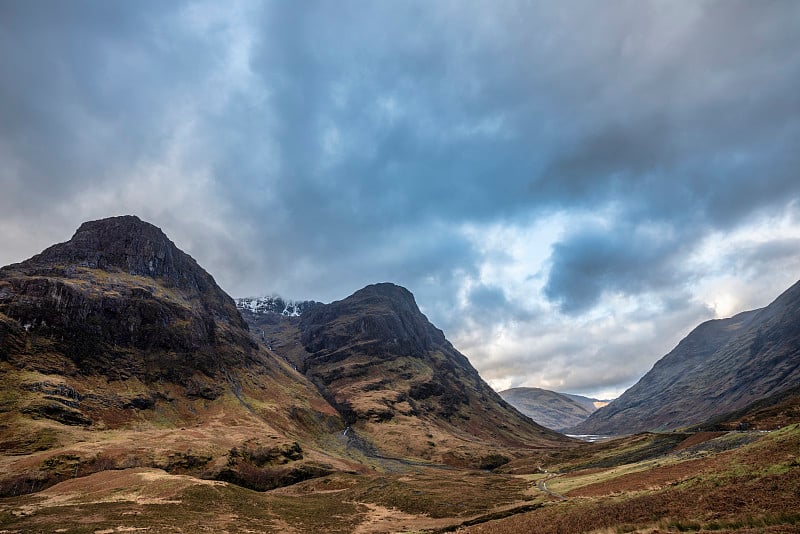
[536,474,566,500]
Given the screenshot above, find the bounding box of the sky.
[2,1,800,399]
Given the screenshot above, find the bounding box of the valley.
[1,216,799,533]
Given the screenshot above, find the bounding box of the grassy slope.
[463,424,800,534]
[0,261,359,498]
[2,425,799,533]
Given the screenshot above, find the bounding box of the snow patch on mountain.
[236,296,318,317]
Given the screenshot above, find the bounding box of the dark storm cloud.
[0,1,197,210]
[216,2,549,230]
[5,1,799,277]
[2,1,800,396]
[239,0,800,307]
[543,222,687,314]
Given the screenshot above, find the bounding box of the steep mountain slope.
[499,387,605,430]
[574,280,800,435]
[0,216,346,494]
[691,383,800,431]
[241,283,571,466]
[0,215,256,382]
[235,297,315,371]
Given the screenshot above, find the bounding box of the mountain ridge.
[573,280,800,435]
[2,215,800,533]
[1,215,570,499]
[240,281,572,464]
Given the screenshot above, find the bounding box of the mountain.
[0,215,255,381]
[498,387,607,431]
[4,216,799,533]
[573,279,800,435]
[240,283,571,466]
[0,215,568,500]
[0,216,347,494]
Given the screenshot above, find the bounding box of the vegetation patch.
[343,470,530,518]
[478,453,510,470]
[216,462,333,491]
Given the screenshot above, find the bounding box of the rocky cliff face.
[0,215,253,381]
[298,284,470,420]
[573,279,800,435]
[0,216,345,495]
[26,216,233,297]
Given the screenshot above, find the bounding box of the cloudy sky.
[2,1,800,398]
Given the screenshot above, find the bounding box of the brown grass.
[463,469,800,533]
[672,431,726,451]
[1,427,799,533]
[461,426,800,533]
[0,465,540,533]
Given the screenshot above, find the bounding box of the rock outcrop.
[0,215,254,381]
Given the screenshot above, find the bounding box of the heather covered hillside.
[1,217,800,533]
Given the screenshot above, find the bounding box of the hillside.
[691,383,800,432]
[0,216,347,495]
[499,387,606,431]
[240,283,571,466]
[0,216,569,502]
[573,279,800,435]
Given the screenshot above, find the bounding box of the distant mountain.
[573,279,800,435]
[0,216,345,494]
[563,392,610,411]
[240,283,571,466]
[498,387,607,431]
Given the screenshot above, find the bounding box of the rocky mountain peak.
[20,215,211,293]
[350,282,418,305]
[300,283,446,357]
[272,282,569,458]
[0,216,250,381]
